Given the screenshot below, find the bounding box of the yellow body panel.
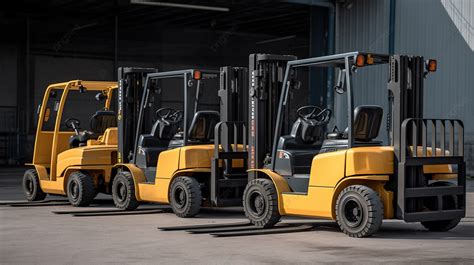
[114,163,147,200]
[126,145,227,204]
[310,150,346,187]
[178,145,215,169]
[247,169,291,215]
[156,148,181,179]
[39,179,66,194]
[282,187,334,218]
[345,147,394,176]
[56,145,116,177]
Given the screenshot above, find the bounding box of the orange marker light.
[427,59,437,72]
[193,70,202,80]
[366,54,374,65]
[356,54,365,67]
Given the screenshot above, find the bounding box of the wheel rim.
[173,186,187,209]
[343,198,363,228]
[69,181,79,200]
[25,177,34,195]
[116,182,127,202]
[248,190,266,218]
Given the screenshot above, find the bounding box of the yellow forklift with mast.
[241,52,466,237]
[23,68,155,206]
[112,67,250,216]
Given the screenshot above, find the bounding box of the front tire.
[169,176,202,218]
[335,185,383,238]
[112,171,139,210]
[22,169,47,201]
[243,179,280,228]
[67,172,95,207]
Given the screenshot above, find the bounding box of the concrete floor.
[1,167,473,265]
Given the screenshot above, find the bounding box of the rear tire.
[112,171,139,210]
[335,185,383,238]
[421,181,461,232]
[22,169,46,201]
[67,172,95,207]
[169,176,202,218]
[243,179,280,228]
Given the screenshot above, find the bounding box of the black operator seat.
[168,110,220,148]
[275,117,323,175]
[69,110,117,148]
[320,105,383,153]
[90,110,117,137]
[188,111,220,143]
[136,118,178,168]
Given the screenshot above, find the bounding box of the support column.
[309,6,328,106]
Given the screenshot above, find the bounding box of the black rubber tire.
[421,181,461,232]
[112,171,139,210]
[66,172,95,207]
[169,176,202,218]
[335,185,384,238]
[22,169,47,201]
[421,218,460,232]
[243,179,280,228]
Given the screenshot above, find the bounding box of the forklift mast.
[248,54,297,180]
[388,55,465,222]
[117,67,158,163]
[209,66,249,206]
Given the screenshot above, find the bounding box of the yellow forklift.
[112,67,251,216]
[112,55,296,217]
[241,52,466,237]
[23,68,155,206]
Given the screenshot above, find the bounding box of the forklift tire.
[112,171,139,210]
[336,185,383,238]
[169,176,202,218]
[23,169,47,201]
[421,181,461,232]
[67,172,95,207]
[243,179,280,228]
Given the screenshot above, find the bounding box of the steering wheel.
[65,118,81,135]
[156,107,183,125]
[297,105,332,126]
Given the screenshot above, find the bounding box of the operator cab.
[132,70,220,174]
[274,105,383,179]
[67,110,117,148]
[272,63,384,193]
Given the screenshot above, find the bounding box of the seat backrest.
[289,118,322,144]
[90,110,117,135]
[188,111,220,142]
[353,105,383,141]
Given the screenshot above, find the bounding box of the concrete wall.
[336,0,474,174]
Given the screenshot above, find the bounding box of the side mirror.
[49,90,57,98]
[79,85,87,93]
[334,68,346,94]
[95,92,107,101]
[292,80,302,90]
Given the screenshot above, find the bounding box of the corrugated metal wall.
[336,0,474,174]
[334,0,390,138]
